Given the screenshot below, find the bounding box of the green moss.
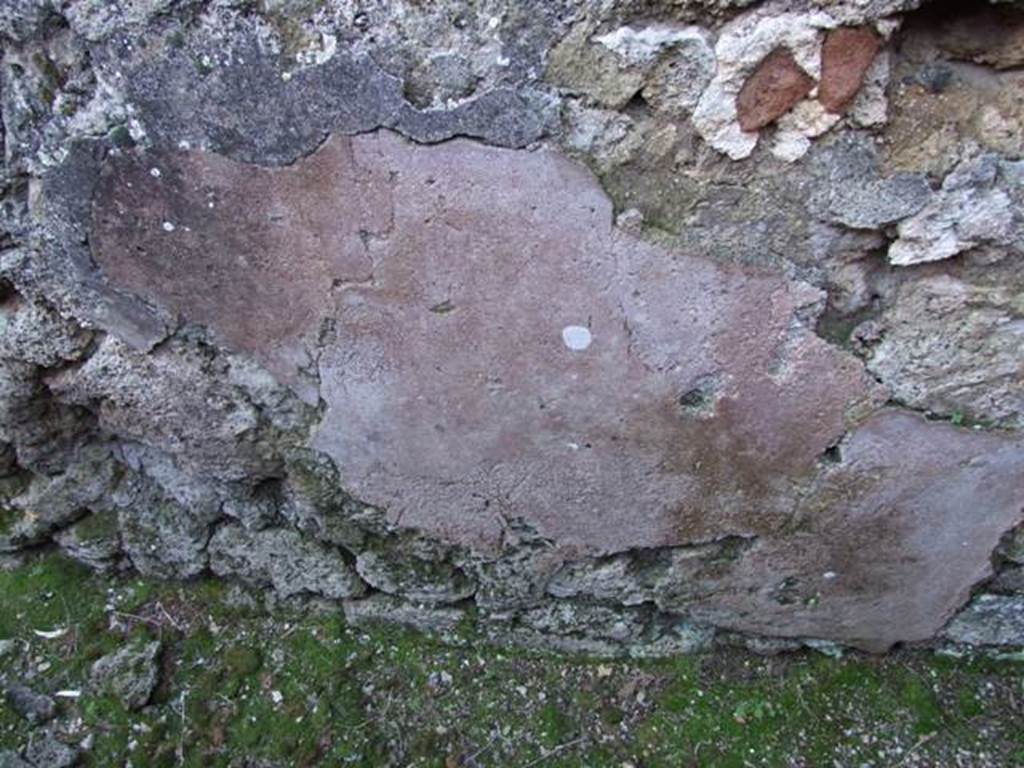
[69,508,120,541]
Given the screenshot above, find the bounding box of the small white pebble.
[161,221,175,232]
[149,167,161,178]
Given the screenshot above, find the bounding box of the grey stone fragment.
[989,566,1024,595]
[23,731,77,768]
[343,595,465,635]
[0,751,31,768]
[1,451,117,553]
[629,619,715,657]
[0,297,93,368]
[48,337,285,482]
[4,684,55,724]
[90,640,161,711]
[98,31,555,167]
[815,134,932,229]
[0,1,55,42]
[866,260,1024,428]
[1002,527,1024,565]
[889,156,1021,265]
[943,595,1024,647]
[116,476,212,580]
[209,524,366,600]
[547,539,751,610]
[518,601,648,643]
[355,549,476,605]
[54,509,122,572]
[0,359,92,476]
[26,143,171,352]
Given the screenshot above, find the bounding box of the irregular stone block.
[343,594,466,634]
[1,451,117,553]
[819,26,882,113]
[117,478,212,581]
[943,595,1024,647]
[22,731,78,768]
[888,155,1020,266]
[4,685,55,725]
[814,127,933,230]
[90,640,161,711]
[355,549,476,605]
[736,48,815,131]
[209,524,366,600]
[54,509,123,572]
[866,263,1024,428]
[0,750,31,768]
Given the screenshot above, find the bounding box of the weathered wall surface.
[1,0,1022,656]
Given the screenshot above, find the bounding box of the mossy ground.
[1,551,1022,767]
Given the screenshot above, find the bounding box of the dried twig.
[522,737,585,768]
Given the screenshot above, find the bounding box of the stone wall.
[1,0,1022,656]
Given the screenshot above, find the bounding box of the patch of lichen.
[66,509,120,542]
[1,552,1022,767]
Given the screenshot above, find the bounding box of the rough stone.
[865,260,1024,428]
[54,509,122,572]
[354,549,476,605]
[943,595,1024,647]
[691,4,833,159]
[0,296,93,368]
[22,732,78,768]
[1,450,117,553]
[547,23,646,110]
[0,752,30,768]
[90,640,161,711]
[819,26,882,114]
[4,685,55,725]
[209,524,366,600]
[0,1,57,43]
[888,156,1021,266]
[95,30,556,167]
[814,133,932,230]
[735,48,815,131]
[116,475,214,580]
[342,594,466,635]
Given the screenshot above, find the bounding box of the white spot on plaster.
[149,167,161,178]
[161,221,176,232]
[561,325,593,351]
[823,571,838,580]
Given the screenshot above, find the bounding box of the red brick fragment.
[819,26,882,114]
[735,48,815,132]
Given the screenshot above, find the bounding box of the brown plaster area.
[91,131,1024,648]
